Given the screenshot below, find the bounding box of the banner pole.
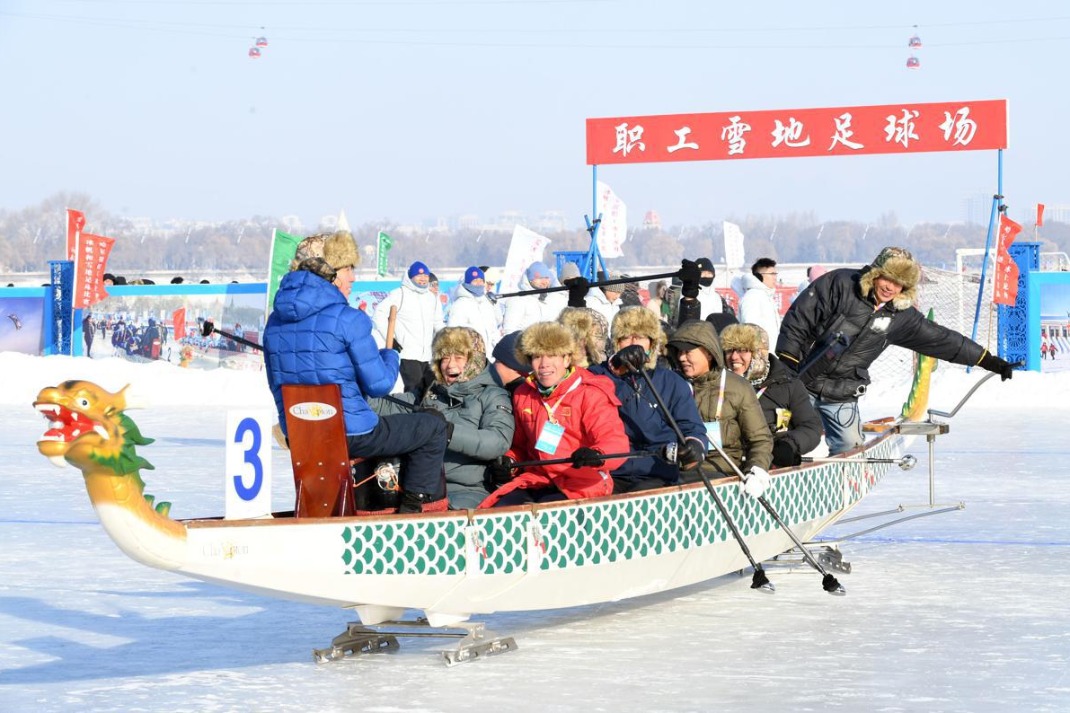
[970,148,1004,345]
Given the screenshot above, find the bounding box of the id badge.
[535,421,566,454]
[704,421,723,449]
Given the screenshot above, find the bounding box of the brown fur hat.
[516,322,576,366]
[289,234,327,272]
[323,231,360,270]
[610,306,666,369]
[720,323,766,356]
[431,327,486,383]
[860,246,920,309]
[558,306,609,367]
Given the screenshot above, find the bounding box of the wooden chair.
[281,384,357,518]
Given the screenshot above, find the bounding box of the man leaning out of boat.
[479,321,630,507]
[666,319,774,480]
[372,327,515,510]
[588,306,710,493]
[262,231,449,514]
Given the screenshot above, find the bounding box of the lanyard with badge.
[534,377,582,454]
[704,369,727,449]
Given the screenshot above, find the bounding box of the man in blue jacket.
[263,232,448,513]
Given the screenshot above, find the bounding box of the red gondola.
[256,37,268,48]
[248,47,261,58]
[908,35,922,49]
[906,56,920,69]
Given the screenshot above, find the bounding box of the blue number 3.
[233,417,263,500]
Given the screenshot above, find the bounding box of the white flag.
[723,221,746,270]
[596,181,626,259]
[499,225,551,295]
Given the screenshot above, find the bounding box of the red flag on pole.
[992,215,1022,306]
[1036,203,1045,227]
[72,232,116,309]
[66,208,86,261]
[172,308,187,343]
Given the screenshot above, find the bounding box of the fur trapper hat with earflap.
[720,323,770,383]
[860,246,920,309]
[431,327,487,383]
[610,306,666,369]
[558,306,609,367]
[516,322,576,366]
[323,231,359,270]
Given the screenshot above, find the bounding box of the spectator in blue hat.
[373,260,444,397]
[447,265,501,359]
[502,260,567,333]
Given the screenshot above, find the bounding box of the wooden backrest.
[281,384,356,518]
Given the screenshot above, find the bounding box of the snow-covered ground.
[1,353,1068,712]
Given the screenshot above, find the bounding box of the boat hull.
[176,430,903,621]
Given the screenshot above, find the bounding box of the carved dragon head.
[35,380,155,486]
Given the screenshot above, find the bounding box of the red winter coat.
[479,367,629,507]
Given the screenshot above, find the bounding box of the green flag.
[376,231,393,277]
[266,229,303,314]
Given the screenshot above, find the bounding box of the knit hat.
[610,306,666,369]
[525,261,553,283]
[408,261,430,279]
[695,257,715,275]
[492,330,531,374]
[464,266,485,284]
[559,261,582,282]
[807,265,828,281]
[861,246,921,308]
[323,231,359,270]
[516,322,576,366]
[431,327,487,383]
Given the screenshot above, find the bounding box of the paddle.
[201,319,262,352]
[609,350,773,592]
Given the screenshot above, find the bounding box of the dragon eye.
[77,397,91,409]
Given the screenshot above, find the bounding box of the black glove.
[678,259,701,299]
[418,407,455,444]
[978,352,1015,381]
[570,447,605,468]
[564,276,590,308]
[610,344,647,373]
[661,440,704,469]
[772,438,802,467]
[483,455,516,490]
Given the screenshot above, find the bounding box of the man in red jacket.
[479,321,630,507]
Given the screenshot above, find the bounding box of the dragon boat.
[33,354,957,664]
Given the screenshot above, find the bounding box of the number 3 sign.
[225,410,274,519]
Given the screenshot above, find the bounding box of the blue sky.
[1,1,1067,229]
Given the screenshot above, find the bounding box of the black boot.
[397,491,449,514]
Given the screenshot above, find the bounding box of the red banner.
[66,208,86,261]
[586,99,1008,165]
[72,232,115,309]
[172,307,187,342]
[993,214,1022,306]
[1036,203,1045,227]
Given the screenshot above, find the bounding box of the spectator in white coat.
[373,260,444,395]
[695,257,732,319]
[586,270,623,327]
[448,265,501,359]
[502,261,567,333]
[738,257,782,345]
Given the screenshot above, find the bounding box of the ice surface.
[1,354,1068,712]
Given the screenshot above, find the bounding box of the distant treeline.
[2,192,1068,274]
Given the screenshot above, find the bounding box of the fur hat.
[323,231,359,270]
[610,306,666,369]
[558,306,609,367]
[860,246,920,309]
[720,323,766,356]
[290,234,327,271]
[431,327,487,383]
[516,322,576,366]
